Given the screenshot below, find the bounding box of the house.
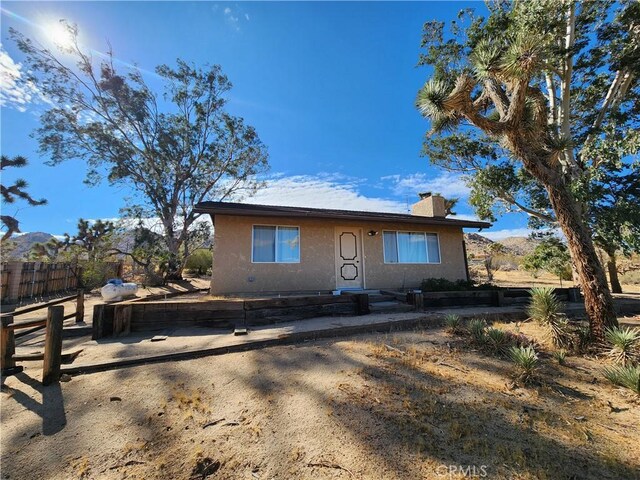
[194,194,491,295]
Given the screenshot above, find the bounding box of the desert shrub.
[575,325,592,352]
[527,287,572,348]
[506,331,535,349]
[602,364,640,395]
[184,249,213,276]
[509,345,539,383]
[444,314,463,334]
[420,278,494,292]
[527,287,563,323]
[494,253,520,272]
[553,349,567,365]
[620,270,640,285]
[486,328,510,355]
[81,261,118,290]
[468,318,487,344]
[604,327,640,365]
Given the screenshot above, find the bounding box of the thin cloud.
[381,172,471,199]
[245,174,407,213]
[223,6,241,31]
[0,44,42,112]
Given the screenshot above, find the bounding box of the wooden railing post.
[42,306,64,386]
[494,290,505,307]
[75,289,85,323]
[354,293,370,315]
[1,315,16,371]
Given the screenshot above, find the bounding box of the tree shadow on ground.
[228,336,638,479]
[6,371,67,436]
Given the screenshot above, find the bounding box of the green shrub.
[509,346,539,383]
[602,364,640,395]
[184,249,213,275]
[486,328,510,355]
[575,325,592,352]
[420,278,494,292]
[468,318,487,344]
[82,261,118,290]
[553,349,567,365]
[604,327,640,365]
[527,287,572,348]
[444,314,463,334]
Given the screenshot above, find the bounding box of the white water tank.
[101,279,139,302]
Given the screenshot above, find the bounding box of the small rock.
[60,374,72,382]
[110,396,122,402]
[150,335,168,342]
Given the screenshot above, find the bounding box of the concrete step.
[368,294,397,303]
[369,302,414,314]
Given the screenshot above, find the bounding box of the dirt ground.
[2,315,639,480]
[486,269,640,294]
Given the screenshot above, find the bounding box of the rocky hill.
[464,233,539,257]
[499,236,540,256]
[464,233,494,257]
[3,232,55,260]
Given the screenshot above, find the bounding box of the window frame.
[382,230,441,265]
[251,224,301,264]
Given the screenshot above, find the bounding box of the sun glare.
[47,22,73,48]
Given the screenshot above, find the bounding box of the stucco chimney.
[411,192,446,218]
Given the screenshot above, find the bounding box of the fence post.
[42,306,64,386]
[411,292,424,311]
[354,293,370,315]
[1,315,16,371]
[75,289,85,323]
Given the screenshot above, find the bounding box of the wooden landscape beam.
[4,318,48,331]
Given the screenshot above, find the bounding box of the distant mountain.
[499,236,540,256]
[464,233,494,257]
[464,233,540,257]
[4,232,55,260]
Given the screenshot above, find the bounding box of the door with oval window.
[335,228,364,289]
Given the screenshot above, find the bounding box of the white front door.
[335,228,364,289]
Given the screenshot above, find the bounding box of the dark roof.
[194,201,491,229]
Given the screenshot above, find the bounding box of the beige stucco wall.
[209,214,469,294]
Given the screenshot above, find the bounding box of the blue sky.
[1,1,531,240]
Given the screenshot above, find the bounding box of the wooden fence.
[0,261,122,304]
[1,306,66,385]
[92,294,370,339]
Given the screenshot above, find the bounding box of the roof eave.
[194,204,491,229]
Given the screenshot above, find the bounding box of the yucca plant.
[468,318,487,344]
[527,287,563,323]
[602,364,640,395]
[486,328,511,355]
[575,325,592,352]
[444,314,463,334]
[527,287,571,348]
[509,345,538,383]
[552,349,567,366]
[604,327,640,366]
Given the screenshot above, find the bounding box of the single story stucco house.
[194,194,490,295]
